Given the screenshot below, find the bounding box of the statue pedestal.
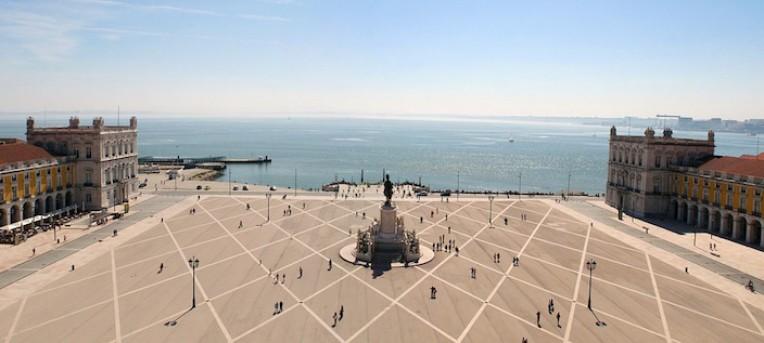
[378,205,398,236]
[342,194,433,267]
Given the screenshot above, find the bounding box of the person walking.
[431,286,437,299]
[536,311,541,327]
[32,248,35,256]
[328,258,333,271]
[332,312,338,327]
[339,305,344,320]
[299,266,303,279]
[279,301,283,313]
[159,263,164,273]
[556,311,561,328]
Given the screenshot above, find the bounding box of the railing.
[83,182,93,187]
[738,208,747,214]
[725,205,733,210]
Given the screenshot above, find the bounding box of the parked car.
[417,191,428,197]
[242,185,249,191]
[196,185,203,190]
[269,186,277,191]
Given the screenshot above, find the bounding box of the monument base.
[339,243,434,268]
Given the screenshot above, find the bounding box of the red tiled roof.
[0,139,54,165]
[739,152,764,160]
[699,155,764,178]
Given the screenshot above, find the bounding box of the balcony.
[753,211,761,217]
[83,182,94,187]
[738,208,748,214]
[56,186,63,191]
[725,205,733,211]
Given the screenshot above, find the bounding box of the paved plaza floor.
[0,197,763,342]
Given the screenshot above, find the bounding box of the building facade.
[670,154,764,247]
[607,127,764,248]
[25,116,139,211]
[606,126,715,217]
[0,139,76,230]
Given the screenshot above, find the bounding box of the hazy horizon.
[2,1,763,119]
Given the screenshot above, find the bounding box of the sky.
[0,0,763,119]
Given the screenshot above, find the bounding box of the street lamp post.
[188,256,200,309]
[488,195,495,228]
[228,168,231,197]
[294,168,297,197]
[457,170,460,201]
[586,258,597,311]
[266,192,272,222]
[518,172,522,201]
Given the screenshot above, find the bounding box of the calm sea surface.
[0,117,759,194]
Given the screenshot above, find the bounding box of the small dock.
[220,157,272,164]
[139,155,271,167]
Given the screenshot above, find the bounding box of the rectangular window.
[85,193,92,204]
[86,146,92,159]
[740,189,747,210]
[654,156,660,168]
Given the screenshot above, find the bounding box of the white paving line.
[3,296,27,343]
[661,297,763,336]
[738,297,764,335]
[562,219,592,342]
[110,249,123,343]
[12,298,114,335]
[647,251,672,343]
[201,199,344,343]
[338,201,482,343]
[160,220,234,342]
[456,206,553,342]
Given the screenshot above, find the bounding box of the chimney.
[129,116,137,129]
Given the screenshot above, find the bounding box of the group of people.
[492,252,501,264]
[331,305,345,327]
[533,297,563,329]
[283,205,293,216]
[188,207,197,215]
[432,235,458,255]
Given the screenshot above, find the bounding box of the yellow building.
[670,153,764,247]
[0,139,76,232]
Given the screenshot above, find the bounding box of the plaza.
[0,194,762,343]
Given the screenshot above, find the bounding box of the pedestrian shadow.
[583,308,607,327]
[164,307,194,327]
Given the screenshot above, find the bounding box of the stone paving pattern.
[1,197,763,342]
